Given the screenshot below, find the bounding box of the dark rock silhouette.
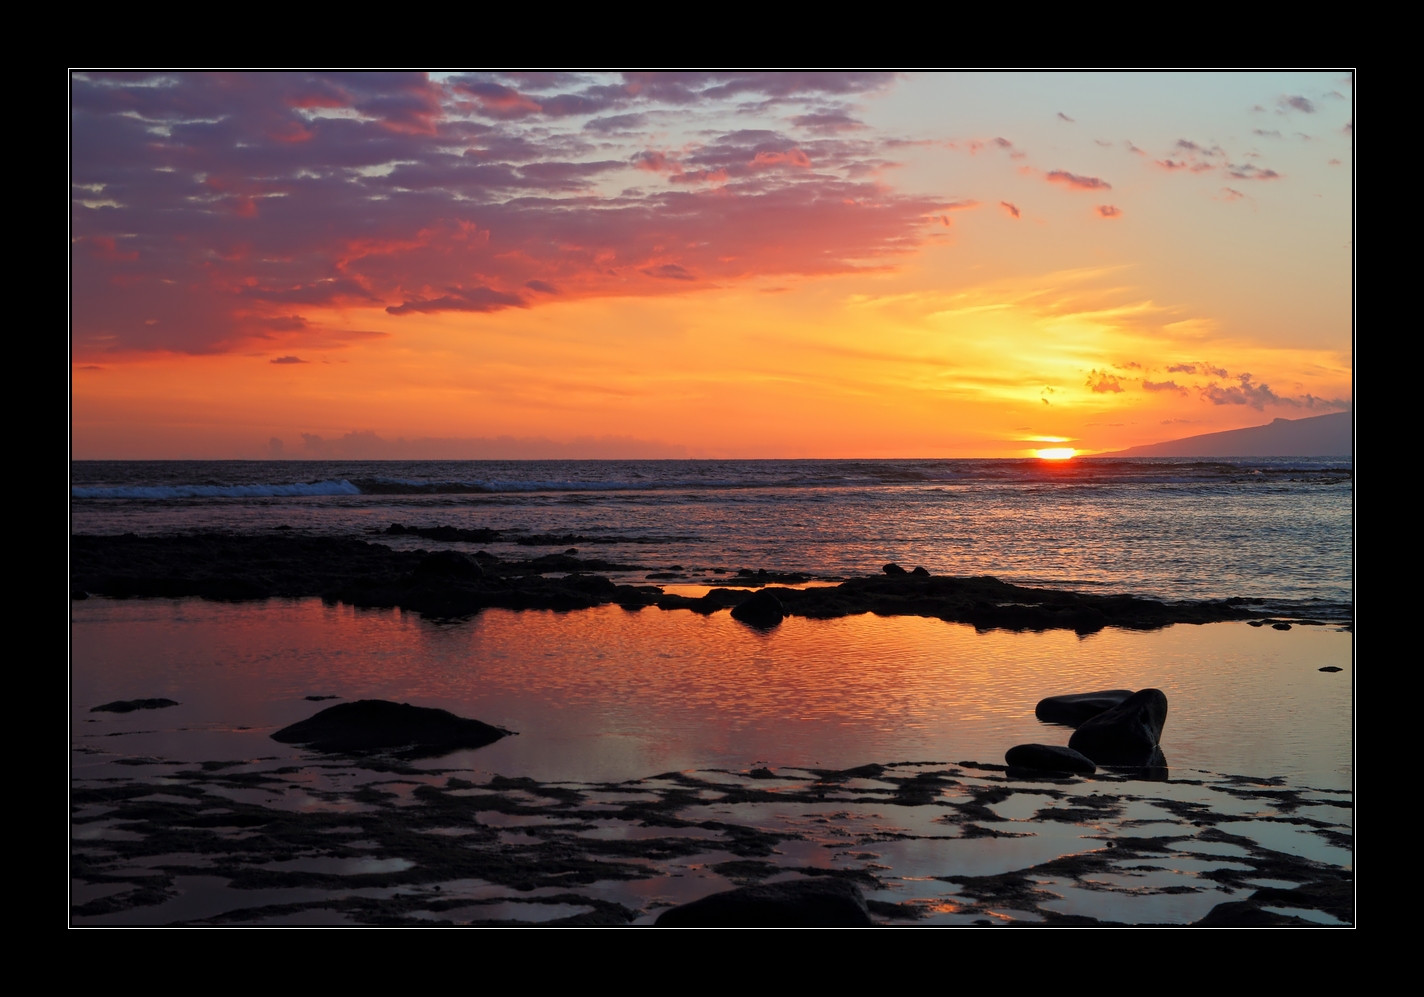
[1035,690,1134,727]
[91,698,179,714]
[655,878,871,927]
[1068,689,1168,765]
[1319,666,1342,673]
[1004,744,1096,774]
[911,566,930,577]
[271,699,509,758]
[413,549,484,580]
[72,533,1319,630]
[883,563,907,576]
[731,590,785,628]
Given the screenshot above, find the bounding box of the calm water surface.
[72,599,1351,789]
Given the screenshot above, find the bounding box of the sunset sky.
[70,72,1353,459]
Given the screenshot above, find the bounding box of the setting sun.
[1035,448,1077,460]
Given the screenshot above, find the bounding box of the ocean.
[70,457,1353,609]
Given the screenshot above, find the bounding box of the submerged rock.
[413,549,484,581]
[1005,743,1096,774]
[90,698,179,714]
[730,590,785,628]
[271,699,508,757]
[1068,689,1168,765]
[1035,689,1134,727]
[655,877,871,927]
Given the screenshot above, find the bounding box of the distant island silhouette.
[1107,410,1351,457]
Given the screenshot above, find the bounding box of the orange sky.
[72,72,1352,458]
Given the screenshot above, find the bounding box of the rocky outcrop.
[655,877,871,927]
[1004,744,1096,774]
[730,590,785,628]
[1068,689,1168,765]
[90,698,179,713]
[271,699,509,758]
[1034,690,1133,727]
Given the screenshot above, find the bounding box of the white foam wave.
[72,479,362,499]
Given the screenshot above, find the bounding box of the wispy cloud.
[270,355,308,364]
[1096,205,1122,218]
[1046,170,1111,190]
[1086,369,1123,393]
[1000,201,1020,219]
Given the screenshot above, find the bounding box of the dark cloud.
[1167,363,1197,374]
[791,110,864,133]
[1046,170,1111,190]
[1057,112,1074,122]
[1201,373,1286,410]
[270,355,307,364]
[1226,163,1282,180]
[584,113,646,133]
[1000,201,1020,219]
[641,264,696,281]
[385,286,527,315]
[1141,379,1186,393]
[1280,95,1316,113]
[524,279,558,294]
[71,72,943,354]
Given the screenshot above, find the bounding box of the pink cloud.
[1046,170,1111,190]
[1000,201,1020,219]
[1096,205,1122,218]
[70,73,944,355]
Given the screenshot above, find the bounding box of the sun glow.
[1035,448,1077,460]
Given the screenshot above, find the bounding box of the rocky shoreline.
[71,532,1342,633]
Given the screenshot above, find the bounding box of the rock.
[731,590,785,628]
[883,563,907,576]
[1035,689,1134,727]
[271,699,509,757]
[1319,666,1342,673]
[90,698,179,713]
[413,549,484,581]
[911,566,930,577]
[1004,744,1096,774]
[1068,689,1168,765]
[748,767,775,779]
[1194,901,1315,927]
[655,878,872,927]
[1272,622,1292,630]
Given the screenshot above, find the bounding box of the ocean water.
[71,458,1353,608]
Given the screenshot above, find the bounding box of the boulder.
[1068,689,1168,765]
[271,699,508,758]
[655,878,872,927]
[731,590,785,628]
[883,563,907,576]
[1004,743,1096,774]
[413,549,484,581]
[911,566,930,577]
[90,698,179,714]
[1035,689,1134,727]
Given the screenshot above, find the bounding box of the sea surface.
[70,459,1354,925]
[71,458,1354,608]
